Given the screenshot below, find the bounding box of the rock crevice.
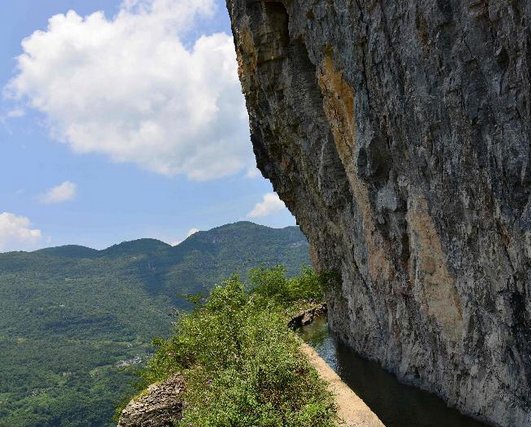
[226,1,531,426]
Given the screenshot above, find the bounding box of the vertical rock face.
[225,1,531,426]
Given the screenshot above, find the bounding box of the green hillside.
[0,222,310,427]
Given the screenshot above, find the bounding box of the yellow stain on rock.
[317,55,394,284]
[235,19,258,97]
[407,191,464,342]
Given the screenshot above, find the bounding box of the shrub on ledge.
[138,269,336,426]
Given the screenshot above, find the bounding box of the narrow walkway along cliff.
[225,1,531,426]
[301,343,385,427]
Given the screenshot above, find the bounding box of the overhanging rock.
[226,1,531,425]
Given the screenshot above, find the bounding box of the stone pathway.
[301,343,385,427]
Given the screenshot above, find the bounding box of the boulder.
[117,374,184,427]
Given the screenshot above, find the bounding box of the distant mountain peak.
[24,222,302,259]
[100,238,171,257]
[35,245,99,259]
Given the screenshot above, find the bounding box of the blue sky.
[0,0,294,252]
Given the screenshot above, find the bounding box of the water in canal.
[299,317,490,427]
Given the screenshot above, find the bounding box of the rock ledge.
[117,374,184,427]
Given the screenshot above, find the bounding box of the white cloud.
[247,193,286,218]
[186,228,199,237]
[7,109,25,118]
[171,227,200,246]
[0,108,25,128]
[245,167,261,179]
[39,181,77,204]
[0,213,42,252]
[5,0,252,180]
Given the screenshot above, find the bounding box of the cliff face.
[226,1,531,425]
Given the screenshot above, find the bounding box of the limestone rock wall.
[225,1,531,426]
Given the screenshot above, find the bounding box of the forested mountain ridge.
[0,221,310,427]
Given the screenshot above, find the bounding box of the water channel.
[299,317,490,427]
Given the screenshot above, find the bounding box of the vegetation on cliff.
[132,267,336,426]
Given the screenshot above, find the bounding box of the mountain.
[35,245,100,259]
[0,222,310,427]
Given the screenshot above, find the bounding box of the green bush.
[248,265,323,304]
[139,272,335,427]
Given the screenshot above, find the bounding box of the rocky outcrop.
[288,303,327,329]
[225,1,531,426]
[117,374,184,427]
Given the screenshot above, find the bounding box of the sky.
[0,0,295,252]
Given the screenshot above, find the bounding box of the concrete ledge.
[300,343,385,427]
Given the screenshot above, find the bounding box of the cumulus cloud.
[0,213,42,252]
[171,227,200,246]
[39,181,77,204]
[5,0,252,180]
[245,167,261,179]
[247,193,286,218]
[186,228,200,238]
